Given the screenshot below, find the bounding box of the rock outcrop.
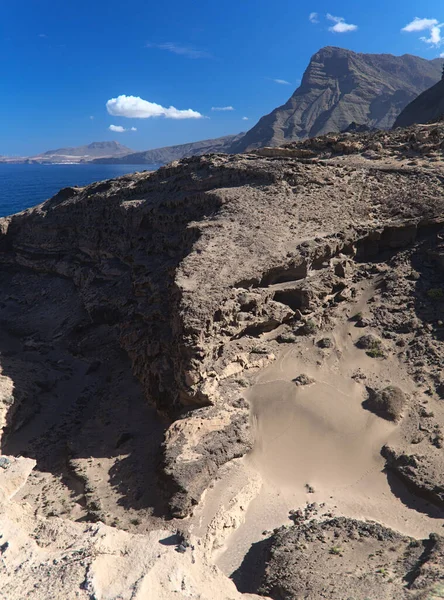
[238,517,444,600]
[229,46,443,152]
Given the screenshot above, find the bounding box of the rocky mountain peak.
[229,47,443,153]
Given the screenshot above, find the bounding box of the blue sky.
[2,0,444,155]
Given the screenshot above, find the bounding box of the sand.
[213,282,444,577]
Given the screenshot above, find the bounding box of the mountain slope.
[230,46,443,153]
[394,78,444,128]
[92,133,244,165]
[37,141,133,159]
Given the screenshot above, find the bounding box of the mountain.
[31,141,134,163]
[229,46,444,153]
[92,133,244,165]
[393,77,444,128]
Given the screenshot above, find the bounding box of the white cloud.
[242,116,249,120]
[402,17,438,32]
[89,115,94,120]
[402,17,443,47]
[273,78,291,85]
[440,52,444,57]
[422,26,442,45]
[309,12,319,24]
[327,13,358,33]
[108,124,137,133]
[109,125,126,133]
[106,95,203,120]
[146,42,211,59]
[211,106,234,111]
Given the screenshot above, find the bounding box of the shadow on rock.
[230,536,272,594]
[384,468,444,519]
[0,269,169,520]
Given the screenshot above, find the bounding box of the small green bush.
[427,288,444,301]
[300,319,317,335]
[366,346,385,358]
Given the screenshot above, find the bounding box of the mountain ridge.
[92,133,244,165]
[41,140,133,156]
[38,140,133,159]
[394,77,444,128]
[0,141,136,164]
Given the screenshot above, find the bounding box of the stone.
[363,386,406,422]
[293,374,315,386]
[277,332,298,344]
[0,457,11,470]
[356,334,382,350]
[317,337,333,348]
[382,446,444,508]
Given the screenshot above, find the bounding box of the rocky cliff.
[229,46,443,152]
[394,77,444,128]
[2,123,444,598]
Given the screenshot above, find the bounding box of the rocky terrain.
[394,77,444,128]
[229,46,443,153]
[237,518,444,599]
[92,133,244,165]
[1,122,444,597]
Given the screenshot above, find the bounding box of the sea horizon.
[0,162,159,217]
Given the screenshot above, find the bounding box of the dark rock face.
[230,46,443,152]
[382,446,444,508]
[394,79,444,128]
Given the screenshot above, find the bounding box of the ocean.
[0,163,159,217]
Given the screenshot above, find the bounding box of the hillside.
[229,46,443,153]
[92,133,244,165]
[394,77,444,128]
